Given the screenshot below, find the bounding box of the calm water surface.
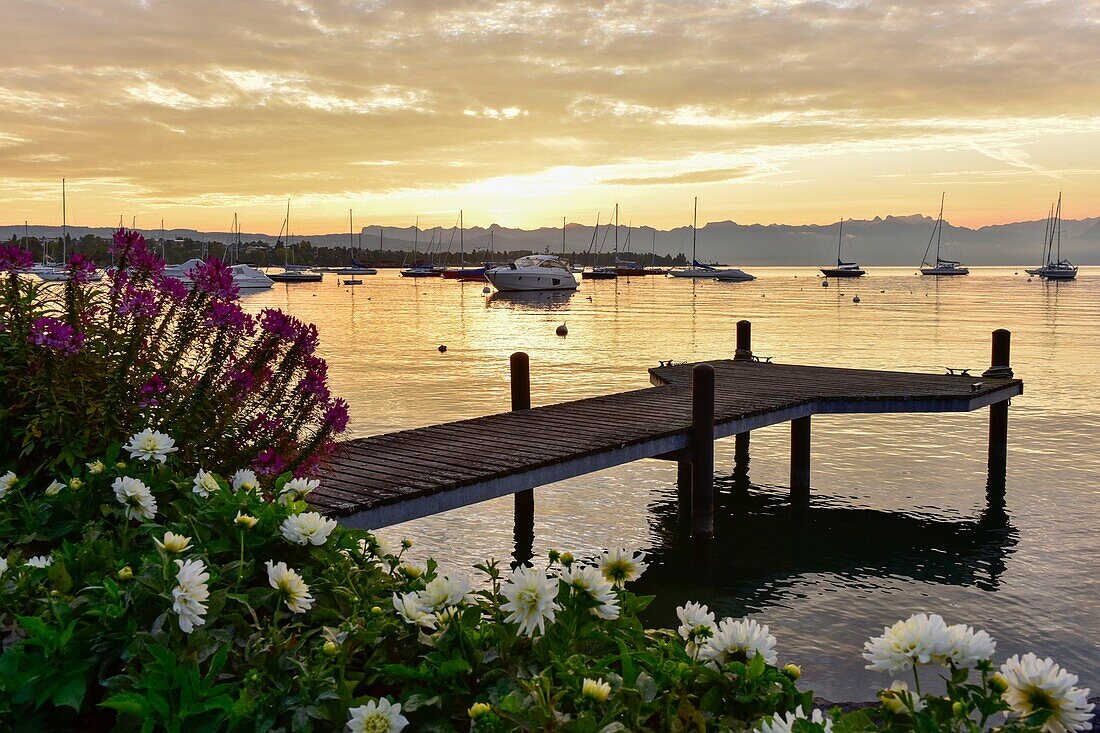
[245,267,1099,699]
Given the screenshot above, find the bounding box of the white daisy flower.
[44,480,65,496]
[112,476,158,521]
[171,558,209,634]
[676,601,717,659]
[392,592,437,629]
[559,564,619,620]
[155,531,193,554]
[500,565,560,637]
[0,471,17,498]
[192,469,220,498]
[598,547,648,587]
[27,555,52,568]
[582,677,611,702]
[346,698,408,733]
[758,706,833,733]
[945,623,996,668]
[279,511,337,546]
[417,575,473,612]
[265,560,314,613]
[86,460,105,474]
[122,428,177,463]
[231,469,259,492]
[1000,653,1094,733]
[278,477,320,504]
[863,613,953,673]
[701,617,778,666]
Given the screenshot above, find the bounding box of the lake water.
[244,267,1099,700]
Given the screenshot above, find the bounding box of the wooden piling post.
[982,330,1011,482]
[734,319,752,361]
[510,352,534,565]
[790,416,811,494]
[735,431,750,465]
[691,363,715,537]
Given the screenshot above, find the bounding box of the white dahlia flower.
[27,555,52,569]
[112,476,158,521]
[171,558,209,634]
[231,468,259,492]
[280,511,337,546]
[44,480,64,496]
[758,706,833,733]
[677,601,718,659]
[155,531,193,554]
[266,560,314,613]
[393,592,437,629]
[278,477,319,504]
[192,469,219,498]
[598,547,648,587]
[1000,653,1094,733]
[234,511,259,528]
[559,564,619,620]
[347,698,408,733]
[582,677,611,702]
[945,623,996,668]
[500,565,560,637]
[417,575,472,611]
[701,617,778,666]
[86,460,105,474]
[0,471,18,498]
[862,613,953,673]
[123,428,177,463]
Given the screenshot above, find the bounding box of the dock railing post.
[982,330,1011,485]
[790,416,811,495]
[691,363,715,538]
[733,319,752,476]
[510,352,534,565]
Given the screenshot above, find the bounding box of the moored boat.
[919,193,969,276]
[485,254,579,291]
[820,219,865,277]
[1026,193,1077,281]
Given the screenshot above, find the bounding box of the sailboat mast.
[936,192,944,264]
[349,209,353,251]
[614,203,618,259]
[1055,192,1062,262]
[837,218,843,265]
[61,178,67,262]
[459,210,464,266]
[692,197,697,265]
[562,216,566,257]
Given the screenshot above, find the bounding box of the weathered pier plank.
[312,326,1022,532]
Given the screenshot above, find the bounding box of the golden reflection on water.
[243,267,1100,700]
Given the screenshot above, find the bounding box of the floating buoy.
[1014,271,1019,275]
[586,296,593,301]
[482,286,491,294]
[880,290,885,293]
[556,323,568,337]
[438,345,447,353]
[1027,277,1032,282]
[822,281,829,287]
[853,296,861,303]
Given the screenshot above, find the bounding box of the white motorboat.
[919,193,969,276]
[713,268,756,282]
[485,254,579,291]
[1025,193,1077,281]
[165,258,274,290]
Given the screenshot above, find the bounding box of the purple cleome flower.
[138,374,167,407]
[154,274,190,303]
[323,398,349,433]
[66,253,99,283]
[204,299,254,335]
[28,317,85,355]
[296,364,330,401]
[110,228,165,275]
[191,258,238,300]
[117,285,160,319]
[252,447,288,476]
[0,245,35,273]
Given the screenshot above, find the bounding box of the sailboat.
[167,213,274,290]
[611,207,649,276]
[919,193,968,276]
[338,210,377,276]
[670,198,753,280]
[270,200,323,282]
[581,212,617,279]
[819,219,865,277]
[1025,193,1076,280]
[401,220,441,277]
[34,178,103,282]
[441,211,487,280]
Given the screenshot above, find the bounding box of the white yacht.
[485,255,579,292]
[164,258,274,290]
[1025,193,1077,281]
[713,267,756,282]
[919,193,969,276]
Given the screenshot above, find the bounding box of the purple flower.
[117,285,160,318]
[259,309,298,341]
[154,274,190,303]
[226,366,256,396]
[66,253,98,283]
[28,317,84,355]
[204,300,254,334]
[191,258,238,300]
[322,398,349,433]
[110,228,165,275]
[138,374,167,407]
[252,448,288,476]
[249,412,282,434]
[295,363,330,401]
[0,245,34,273]
[296,323,319,355]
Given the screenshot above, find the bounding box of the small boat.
[613,260,650,277]
[335,211,378,275]
[31,180,102,282]
[919,193,969,276]
[270,267,324,283]
[582,267,618,280]
[165,258,275,290]
[670,198,755,280]
[401,263,441,277]
[1025,193,1076,281]
[342,278,363,286]
[485,254,579,291]
[820,219,865,277]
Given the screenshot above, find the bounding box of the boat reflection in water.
[486,289,576,310]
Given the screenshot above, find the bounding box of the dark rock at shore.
[814,697,1100,731]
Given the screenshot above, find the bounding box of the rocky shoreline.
[813,697,1100,731]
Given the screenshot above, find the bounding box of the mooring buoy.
[556,324,568,336]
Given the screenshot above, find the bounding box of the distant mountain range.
[4,214,1097,266]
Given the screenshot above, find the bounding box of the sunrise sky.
[2,0,1098,234]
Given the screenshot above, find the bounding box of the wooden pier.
[312,323,1021,536]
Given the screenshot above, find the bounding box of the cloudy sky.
[2,0,1098,233]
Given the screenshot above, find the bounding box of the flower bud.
[117,566,133,581]
[400,538,413,549]
[86,460,105,474]
[547,549,560,563]
[234,511,259,528]
[559,552,574,566]
[989,673,1009,694]
[371,606,383,615]
[322,640,340,656]
[115,461,127,469]
[582,677,611,702]
[468,702,491,719]
[952,701,967,718]
[399,563,422,579]
[783,663,802,681]
[68,477,83,490]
